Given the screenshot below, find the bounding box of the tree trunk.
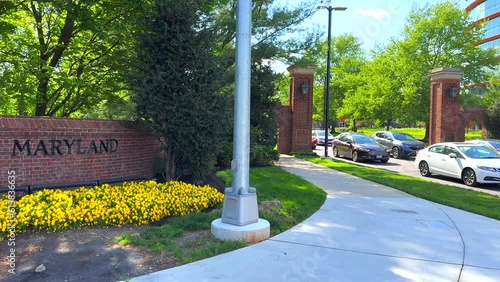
[32,7,75,116]
[423,122,430,143]
[35,70,49,116]
[331,110,336,133]
[352,119,357,132]
[386,119,391,131]
[164,146,176,182]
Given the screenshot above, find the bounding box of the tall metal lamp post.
[319,5,346,157]
[211,0,270,244]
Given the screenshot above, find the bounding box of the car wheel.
[352,151,359,162]
[333,147,339,157]
[381,159,389,163]
[418,161,431,176]
[391,146,401,159]
[462,168,478,187]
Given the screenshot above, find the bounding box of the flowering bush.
[0,181,224,237]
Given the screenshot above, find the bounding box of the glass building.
[464,0,500,95]
[466,0,500,49]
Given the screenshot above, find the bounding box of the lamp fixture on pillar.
[448,86,460,103]
[300,83,309,95]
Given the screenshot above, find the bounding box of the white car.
[466,139,500,152]
[312,130,334,146]
[415,142,500,186]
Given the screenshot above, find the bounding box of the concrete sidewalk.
[131,155,500,282]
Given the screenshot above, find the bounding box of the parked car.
[466,139,500,152]
[312,130,334,146]
[415,142,500,187]
[333,131,357,141]
[372,131,425,159]
[333,133,390,163]
[312,134,318,149]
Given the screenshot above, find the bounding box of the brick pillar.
[429,68,463,145]
[287,66,316,152]
[278,105,292,154]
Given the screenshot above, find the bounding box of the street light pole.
[319,5,346,157]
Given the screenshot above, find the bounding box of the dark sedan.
[333,133,390,163]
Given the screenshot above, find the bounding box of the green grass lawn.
[352,127,482,141]
[356,128,426,139]
[118,166,327,265]
[218,166,327,234]
[294,153,500,220]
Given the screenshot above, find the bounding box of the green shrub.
[292,152,319,157]
[216,141,233,169]
[250,145,279,167]
[485,100,500,139]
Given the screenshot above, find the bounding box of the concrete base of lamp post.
[221,192,259,226]
[211,218,270,243]
[212,192,270,243]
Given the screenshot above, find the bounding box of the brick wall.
[290,73,314,152]
[429,68,463,145]
[278,66,315,154]
[278,105,293,154]
[429,79,462,144]
[460,107,488,138]
[0,116,161,189]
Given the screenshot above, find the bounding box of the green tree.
[130,0,230,181]
[1,0,321,121]
[0,0,20,33]
[213,0,322,68]
[0,0,146,116]
[301,34,365,131]
[483,73,500,107]
[460,91,486,107]
[250,63,280,146]
[395,1,499,139]
[342,45,402,131]
[274,74,290,105]
[485,99,500,139]
[211,0,323,154]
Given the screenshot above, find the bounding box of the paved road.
[314,145,500,197]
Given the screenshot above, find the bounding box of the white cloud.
[355,8,390,20]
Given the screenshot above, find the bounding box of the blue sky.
[305,0,443,51]
[271,0,468,72]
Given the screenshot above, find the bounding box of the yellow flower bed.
[0,181,224,237]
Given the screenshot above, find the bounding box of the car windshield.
[316,131,333,138]
[353,135,378,144]
[458,145,500,159]
[488,140,500,150]
[480,142,497,151]
[392,133,417,141]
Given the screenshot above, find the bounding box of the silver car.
[372,131,425,159]
[312,130,334,146]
